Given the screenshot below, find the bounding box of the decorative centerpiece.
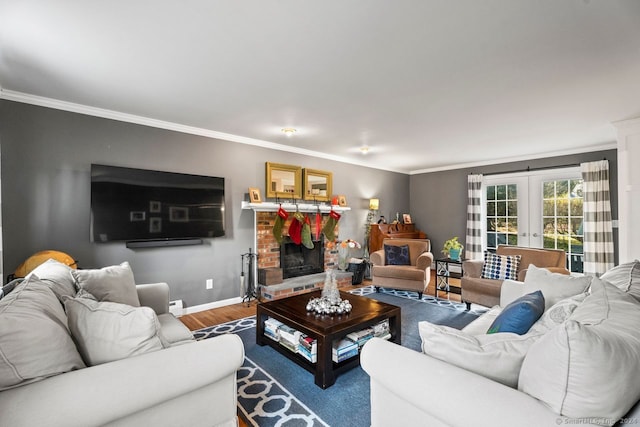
[306,270,353,315]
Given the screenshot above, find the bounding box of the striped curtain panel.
[581,160,615,276]
[465,174,483,260]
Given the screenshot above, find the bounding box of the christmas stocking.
[301,214,314,249]
[322,209,341,242]
[288,211,304,245]
[272,206,288,244]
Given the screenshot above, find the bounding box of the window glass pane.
[507,218,518,233]
[487,218,496,232]
[543,235,555,249]
[570,198,583,216]
[557,217,569,235]
[496,217,507,232]
[487,233,496,248]
[543,200,555,216]
[487,201,496,216]
[571,218,583,236]
[543,181,555,198]
[497,201,506,216]
[487,186,496,200]
[543,217,556,234]
[572,236,584,254]
[507,200,517,216]
[496,185,506,200]
[555,180,569,198]
[570,180,583,198]
[508,234,518,245]
[507,184,517,199]
[496,233,507,245]
[557,199,568,216]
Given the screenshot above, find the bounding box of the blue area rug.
[193,286,483,427]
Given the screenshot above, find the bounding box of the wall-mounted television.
[91,164,225,245]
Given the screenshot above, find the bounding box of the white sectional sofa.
[362,261,640,427]
[0,260,244,427]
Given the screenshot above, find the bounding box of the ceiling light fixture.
[360,146,370,154]
[281,127,297,136]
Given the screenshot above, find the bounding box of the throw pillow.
[529,292,588,335]
[384,244,410,266]
[28,258,77,301]
[64,297,167,366]
[523,264,592,310]
[600,259,640,303]
[518,278,640,422]
[0,275,85,391]
[71,261,140,307]
[419,321,545,388]
[480,252,521,280]
[487,290,545,335]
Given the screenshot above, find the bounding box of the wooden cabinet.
[368,223,427,254]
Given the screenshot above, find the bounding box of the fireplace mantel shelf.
[241,201,351,213]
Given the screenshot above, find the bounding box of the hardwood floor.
[179,275,461,331]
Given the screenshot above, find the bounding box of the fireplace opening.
[280,237,325,279]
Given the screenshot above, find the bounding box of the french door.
[483,168,584,273]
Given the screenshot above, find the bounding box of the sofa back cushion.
[65,296,166,366]
[0,275,85,390]
[71,261,140,307]
[523,264,592,310]
[600,259,640,303]
[518,278,640,423]
[27,258,77,301]
[497,245,566,281]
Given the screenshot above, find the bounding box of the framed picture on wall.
[249,187,262,203]
[403,213,412,224]
[338,195,347,207]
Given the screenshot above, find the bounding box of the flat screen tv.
[91,164,225,244]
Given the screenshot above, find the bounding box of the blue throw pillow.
[384,244,410,266]
[487,290,545,335]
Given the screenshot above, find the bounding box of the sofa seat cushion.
[419,321,545,388]
[487,290,545,335]
[371,264,425,281]
[72,261,140,307]
[0,275,85,390]
[600,259,640,302]
[65,297,166,366]
[157,313,196,346]
[523,264,592,310]
[518,278,640,424]
[27,258,77,301]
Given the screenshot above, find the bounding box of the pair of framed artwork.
[249,187,347,206]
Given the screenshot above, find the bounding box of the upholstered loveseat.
[461,245,569,308]
[362,261,640,427]
[0,259,244,427]
[370,238,433,299]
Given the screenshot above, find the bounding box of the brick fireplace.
[255,211,353,300]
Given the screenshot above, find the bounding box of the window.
[483,168,584,273]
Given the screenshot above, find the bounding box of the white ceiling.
[1,1,639,174]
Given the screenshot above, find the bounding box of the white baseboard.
[181,296,244,316]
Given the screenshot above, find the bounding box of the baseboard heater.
[126,238,203,249]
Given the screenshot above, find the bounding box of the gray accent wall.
[410,149,618,264]
[0,100,410,307]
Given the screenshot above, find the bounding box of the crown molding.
[0,89,406,174]
[408,142,617,175]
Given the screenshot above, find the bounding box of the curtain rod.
[480,162,581,177]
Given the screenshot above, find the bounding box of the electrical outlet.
[206,278,213,290]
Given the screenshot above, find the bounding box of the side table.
[435,258,463,297]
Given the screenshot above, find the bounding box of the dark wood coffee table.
[256,290,401,389]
